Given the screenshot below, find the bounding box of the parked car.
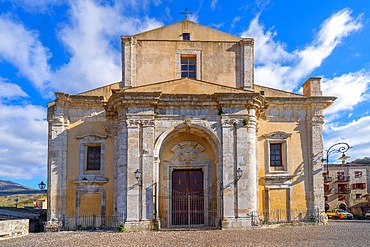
[365,210,370,220]
[326,209,353,219]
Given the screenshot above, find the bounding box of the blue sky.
[0,0,370,189]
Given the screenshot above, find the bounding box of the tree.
[350,157,370,164]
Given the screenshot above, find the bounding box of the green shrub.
[242,118,249,126]
[115,224,125,232]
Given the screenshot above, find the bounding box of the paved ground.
[2,221,370,247]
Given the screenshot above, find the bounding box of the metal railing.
[49,214,123,231]
[250,208,321,226]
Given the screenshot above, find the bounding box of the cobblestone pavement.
[2,221,370,247]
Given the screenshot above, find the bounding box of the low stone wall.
[0,219,29,240]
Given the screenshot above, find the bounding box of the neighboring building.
[34,198,47,210]
[47,20,335,230]
[324,163,370,214]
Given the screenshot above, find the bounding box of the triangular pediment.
[122,78,247,94]
[132,20,240,41]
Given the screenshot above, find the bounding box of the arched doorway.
[155,125,220,229]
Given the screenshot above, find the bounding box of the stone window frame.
[263,131,291,174]
[76,133,108,178]
[176,50,202,80]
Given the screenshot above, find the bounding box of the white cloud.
[242,9,362,91]
[0,78,29,99]
[322,71,370,116]
[0,15,51,92]
[324,116,370,161]
[50,0,163,93]
[0,103,47,179]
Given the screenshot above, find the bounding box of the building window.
[181,55,196,79]
[353,183,366,190]
[270,143,282,166]
[338,195,345,201]
[182,33,190,40]
[263,131,291,173]
[337,171,344,181]
[338,183,348,193]
[76,133,108,179]
[176,50,201,80]
[355,194,362,200]
[355,171,362,178]
[86,146,101,170]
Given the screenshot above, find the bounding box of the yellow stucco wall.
[257,117,308,212]
[136,41,238,87]
[66,119,115,217]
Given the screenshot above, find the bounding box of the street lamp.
[134,169,142,186]
[38,181,46,191]
[14,197,18,208]
[322,142,351,177]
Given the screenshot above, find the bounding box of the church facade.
[47,20,335,230]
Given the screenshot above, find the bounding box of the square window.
[355,171,362,178]
[355,194,362,200]
[182,33,190,40]
[181,55,196,79]
[86,146,101,170]
[337,172,344,181]
[270,143,282,167]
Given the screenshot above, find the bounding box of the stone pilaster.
[221,118,236,226]
[47,115,69,220]
[121,36,137,88]
[245,107,258,213]
[307,111,325,213]
[115,118,127,220]
[141,119,155,222]
[126,119,141,222]
[239,38,254,91]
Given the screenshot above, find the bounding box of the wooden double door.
[172,169,204,226]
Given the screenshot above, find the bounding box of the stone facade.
[47,20,336,230]
[324,163,370,213]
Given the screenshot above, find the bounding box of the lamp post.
[322,142,351,177]
[38,181,46,191]
[14,197,18,208]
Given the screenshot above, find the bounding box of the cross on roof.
[180,8,193,20]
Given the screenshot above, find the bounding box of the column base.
[222,216,252,229]
[124,220,154,231]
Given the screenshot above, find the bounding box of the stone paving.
[2,221,369,247]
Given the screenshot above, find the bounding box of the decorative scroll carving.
[142,119,155,127]
[263,131,292,139]
[179,150,198,163]
[221,119,238,127]
[171,141,206,163]
[126,119,141,127]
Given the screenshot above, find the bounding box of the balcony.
[335,188,351,194]
[324,177,333,183]
[335,176,350,182]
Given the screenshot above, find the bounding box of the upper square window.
[181,55,196,79]
[182,33,190,40]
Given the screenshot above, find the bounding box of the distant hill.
[0,180,41,196]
